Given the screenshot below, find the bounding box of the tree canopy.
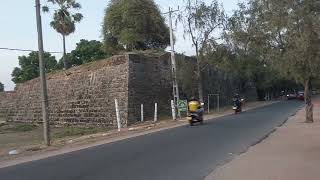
[0,82,4,92]
[178,0,225,101]
[43,0,83,69]
[103,0,170,52]
[252,0,320,122]
[196,0,304,101]
[11,52,58,84]
[60,39,108,67]
[220,0,320,122]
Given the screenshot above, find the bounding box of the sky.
[0,0,239,91]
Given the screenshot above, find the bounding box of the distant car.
[312,89,317,95]
[297,91,304,101]
[286,93,296,100]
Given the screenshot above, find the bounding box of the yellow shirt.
[188,101,200,112]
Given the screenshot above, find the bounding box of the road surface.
[0,100,302,180]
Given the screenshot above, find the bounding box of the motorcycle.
[233,99,244,114]
[187,102,204,126]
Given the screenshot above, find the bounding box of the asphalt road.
[0,100,302,180]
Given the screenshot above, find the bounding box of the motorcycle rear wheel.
[189,120,194,126]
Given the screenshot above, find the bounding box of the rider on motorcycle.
[188,96,204,120]
[233,94,242,110]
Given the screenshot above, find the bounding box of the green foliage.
[179,0,224,54]
[250,0,320,83]
[44,0,83,69]
[62,39,108,67]
[11,52,58,84]
[12,124,38,132]
[178,0,224,101]
[103,0,170,52]
[208,1,291,99]
[176,55,198,97]
[0,123,38,134]
[0,82,4,92]
[44,0,83,36]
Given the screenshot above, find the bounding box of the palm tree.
[43,0,83,70]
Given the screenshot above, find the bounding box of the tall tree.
[43,0,83,70]
[223,2,272,99]
[58,39,108,67]
[0,82,4,92]
[178,0,224,101]
[255,0,320,122]
[103,0,170,52]
[205,1,300,101]
[12,52,57,84]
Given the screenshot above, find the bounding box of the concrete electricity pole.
[35,0,50,146]
[165,7,180,118]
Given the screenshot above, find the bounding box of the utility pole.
[165,7,180,119]
[35,0,50,146]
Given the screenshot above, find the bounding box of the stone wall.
[0,52,176,127]
[127,53,172,123]
[0,51,257,128]
[0,55,129,127]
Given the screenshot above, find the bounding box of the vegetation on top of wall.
[11,51,58,84]
[57,39,108,69]
[103,0,170,53]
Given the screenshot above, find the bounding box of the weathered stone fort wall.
[0,52,176,127]
[0,55,130,127]
[127,53,172,122]
[0,52,257,128]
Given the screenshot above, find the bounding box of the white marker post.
[154,103,158,122]
[115,99,121,132]
[171,100,176,120]
[141,104,144,122]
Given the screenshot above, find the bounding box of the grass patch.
[0,123,38,133]
[53,127,106,139]
[12,124,38,132]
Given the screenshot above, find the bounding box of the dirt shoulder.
[205,98,320,180]
[0,100,276,168]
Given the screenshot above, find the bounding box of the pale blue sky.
[0,0,240,91]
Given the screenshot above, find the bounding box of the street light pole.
[35,0,50,146]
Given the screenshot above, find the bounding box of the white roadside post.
[171,100,176,120]
[141,104,144,122]
[115,99,121,132]
[154,103,158,122]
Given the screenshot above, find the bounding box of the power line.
[0,47,62,54]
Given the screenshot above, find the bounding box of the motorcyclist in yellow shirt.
[188,96,204,121]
